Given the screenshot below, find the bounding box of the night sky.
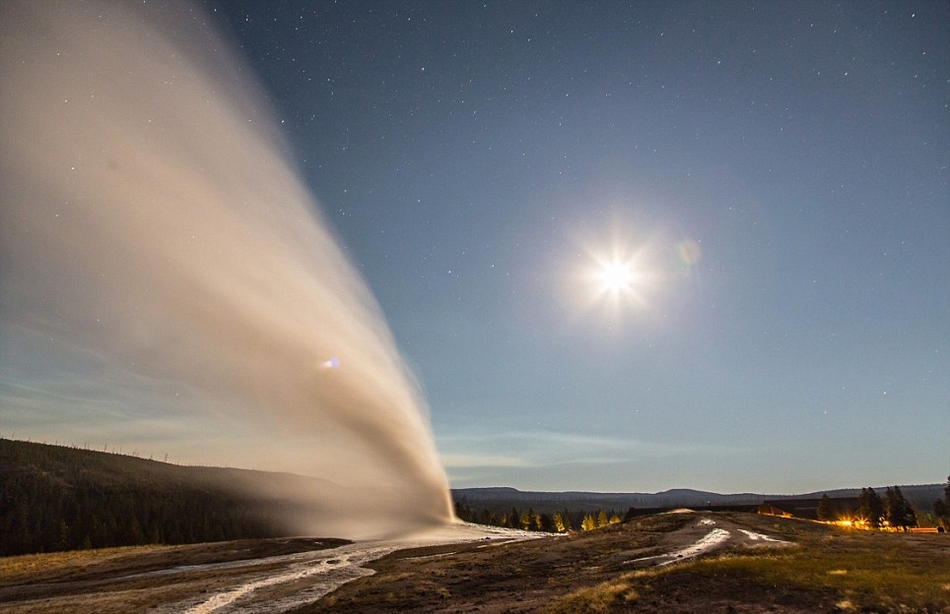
[204,1,949,494]
[5,1,949,495]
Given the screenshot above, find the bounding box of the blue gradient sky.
[204,1,948,494]
[4,1,948,495]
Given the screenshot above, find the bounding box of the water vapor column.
[0,0,453,537]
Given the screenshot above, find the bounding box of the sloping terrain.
[0,439,329,555]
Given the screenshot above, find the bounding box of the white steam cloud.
[0,1,453,537]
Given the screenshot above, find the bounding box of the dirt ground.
[299,513,950,614]
[295,513,811,613]
[2,513,947,613]
[0,537,347,613]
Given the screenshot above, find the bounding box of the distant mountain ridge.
[2,438,942,557]
[452,483,944,515]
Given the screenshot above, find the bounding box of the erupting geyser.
[0,1,453,537]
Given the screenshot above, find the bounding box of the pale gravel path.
[158,523,550,614]
[625,515,793,568]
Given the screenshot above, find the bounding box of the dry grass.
[545,580,638,614]
[544,529,950,613]
[682,537,950,611]
[0,545,168,585]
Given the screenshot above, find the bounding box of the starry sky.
[201,0,949,494]
[4,1,947,496]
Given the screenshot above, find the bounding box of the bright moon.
[596,260,637,294]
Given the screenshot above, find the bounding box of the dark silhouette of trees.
[884,486,916,530]
[451,499,618,534]
[816,494,837,521]
[0,439,288,556]
[538,512,554,532]
[856,487,884,528]
[933,476,950,532]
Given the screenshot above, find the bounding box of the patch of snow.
[737,529,791,545]
[626,528,731,567]
[665,528,731,563]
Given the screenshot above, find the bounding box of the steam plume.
[0,1,453,537]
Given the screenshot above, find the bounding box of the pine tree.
[526,507,541,531]
[935,476,950,531]
[857,487,884,528]
[885,486,916,530]
[581,513,596,531]
[934,477,950,531]
[817,494,837,521]
[560,511,573,531]
[509,507,522,529]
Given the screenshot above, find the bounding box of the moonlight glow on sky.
[2,0,949,496]
[596,260,637,295]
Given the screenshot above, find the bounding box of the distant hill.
[452,483,945,517]
[0,438,329,556]
[451,487,760,516]
[3,438,943,557]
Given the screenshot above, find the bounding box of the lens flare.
[675,239,702,267]
[320,357,341,370]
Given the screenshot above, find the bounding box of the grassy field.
[548,528,950,612]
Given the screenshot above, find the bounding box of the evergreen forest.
[0,439,294,556]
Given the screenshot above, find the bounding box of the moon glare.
[596,260,636,295]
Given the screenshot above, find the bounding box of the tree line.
[816,480,950,531]
[453,501,623,533]
[930,476,950,531]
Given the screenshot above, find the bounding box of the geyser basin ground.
[0,523,546,613]
[3,513,947,613]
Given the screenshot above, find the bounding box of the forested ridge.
[0,438,295,556]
